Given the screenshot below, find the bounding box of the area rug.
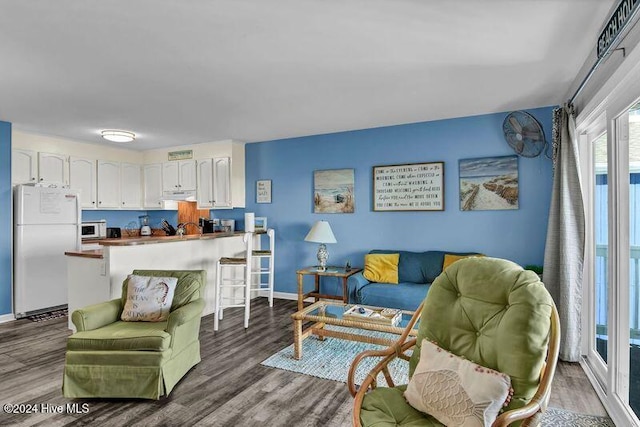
[261,326,615,427]
[261,325,410,386]
[27,308,67,322]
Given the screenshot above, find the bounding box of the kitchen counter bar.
[66,232,256,330]
[99,231,241,246]
[65,232,242,258]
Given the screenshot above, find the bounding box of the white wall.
[12,130,144,163]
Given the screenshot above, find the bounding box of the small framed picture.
[256,180,272,203]
[255,217,268,232]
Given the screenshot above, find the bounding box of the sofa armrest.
[71,298,122,332]
[166,299,205,335]
[347,272,371,303]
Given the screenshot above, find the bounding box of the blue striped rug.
[261,325,614,427]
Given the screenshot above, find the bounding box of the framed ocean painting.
[313,169,355,213]
[459,155,519,211]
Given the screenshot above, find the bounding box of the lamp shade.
[304,220,337,244]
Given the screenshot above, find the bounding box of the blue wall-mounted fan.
[502,111,548,158]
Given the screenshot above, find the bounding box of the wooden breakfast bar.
[65,232,253,330]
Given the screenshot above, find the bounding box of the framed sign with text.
[256,179,272,203]
[373,162,444,211]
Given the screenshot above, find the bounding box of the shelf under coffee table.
[290,300,419,360]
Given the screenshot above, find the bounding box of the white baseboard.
[258,290,314,302]
[0,313,15,324]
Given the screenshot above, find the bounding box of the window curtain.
[543,105,585,362]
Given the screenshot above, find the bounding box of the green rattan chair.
[348,257,560,426]
[63,270,206,399]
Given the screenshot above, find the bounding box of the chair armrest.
[166,299,205,335]
[348,344,403,396]
[71,298,122,332]
[347,272,371,304]
[351,338,417,427]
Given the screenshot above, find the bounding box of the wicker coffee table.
[290,300,419,360]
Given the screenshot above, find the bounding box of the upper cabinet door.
[162,162,179,192]
[213,157,232,208]
[12,149,38,185]
[38,152,67,186]
[121,163,142,209]
[197,159,214,208]
[163,160,197,192]
[97,160,121,208]
[69,157,97,209]
[143,163,164,209]
[179,160,197,191]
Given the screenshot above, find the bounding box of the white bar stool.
[214,232,253,331]
[251,228,275,307]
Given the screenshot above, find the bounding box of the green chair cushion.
[360,385,443,426]
[410,257,552,413]
[67,321,171,351]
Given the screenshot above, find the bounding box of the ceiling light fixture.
[101,129,136,143]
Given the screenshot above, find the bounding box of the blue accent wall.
[245,107,555,295]
[82,210,149,229]
[0,121,12,315]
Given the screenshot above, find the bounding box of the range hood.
[161,190,197,201]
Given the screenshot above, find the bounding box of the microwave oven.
[81,220,107,240]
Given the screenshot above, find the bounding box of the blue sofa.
[347,250,480,311]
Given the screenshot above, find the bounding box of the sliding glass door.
[627,103,640,417]
[594,131,608,365]
[584,101,640,424]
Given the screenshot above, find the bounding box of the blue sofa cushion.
[354,282,430,312]
[370,250,479,283]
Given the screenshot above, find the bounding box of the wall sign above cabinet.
[168,150,193,161]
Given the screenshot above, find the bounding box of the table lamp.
[304,220,337,271]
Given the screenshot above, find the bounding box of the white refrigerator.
[14,185,81,317]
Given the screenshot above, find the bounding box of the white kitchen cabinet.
[143,163,164,209]
[197,157,232,209]
[196,159,214,208]
[69,157,97,208]
[120,163,142,209]
[97,160,121,208]
[12,149,38,185]
[212,157,231,208]
[38,152,67,186]
[163,160,196,192]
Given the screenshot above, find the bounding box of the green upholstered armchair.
[63,270,206,399]
[348,257,560,426]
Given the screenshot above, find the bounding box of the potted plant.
[524,264,544,281]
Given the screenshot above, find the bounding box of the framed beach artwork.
[313,169,355,213]
[459,155,519,211]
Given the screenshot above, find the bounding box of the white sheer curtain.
[543,105,585,362]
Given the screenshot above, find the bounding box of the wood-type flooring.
[0,298,609,426]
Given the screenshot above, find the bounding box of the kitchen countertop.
[65,231,243,258]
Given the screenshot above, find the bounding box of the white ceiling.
[0,0,615,150]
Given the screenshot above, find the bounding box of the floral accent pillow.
[121,275,178,322]
[404,339,513,427]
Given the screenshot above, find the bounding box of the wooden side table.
[296,266,363,311]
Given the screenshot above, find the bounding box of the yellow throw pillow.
[363,253,399,284]
[443,253,483,270]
